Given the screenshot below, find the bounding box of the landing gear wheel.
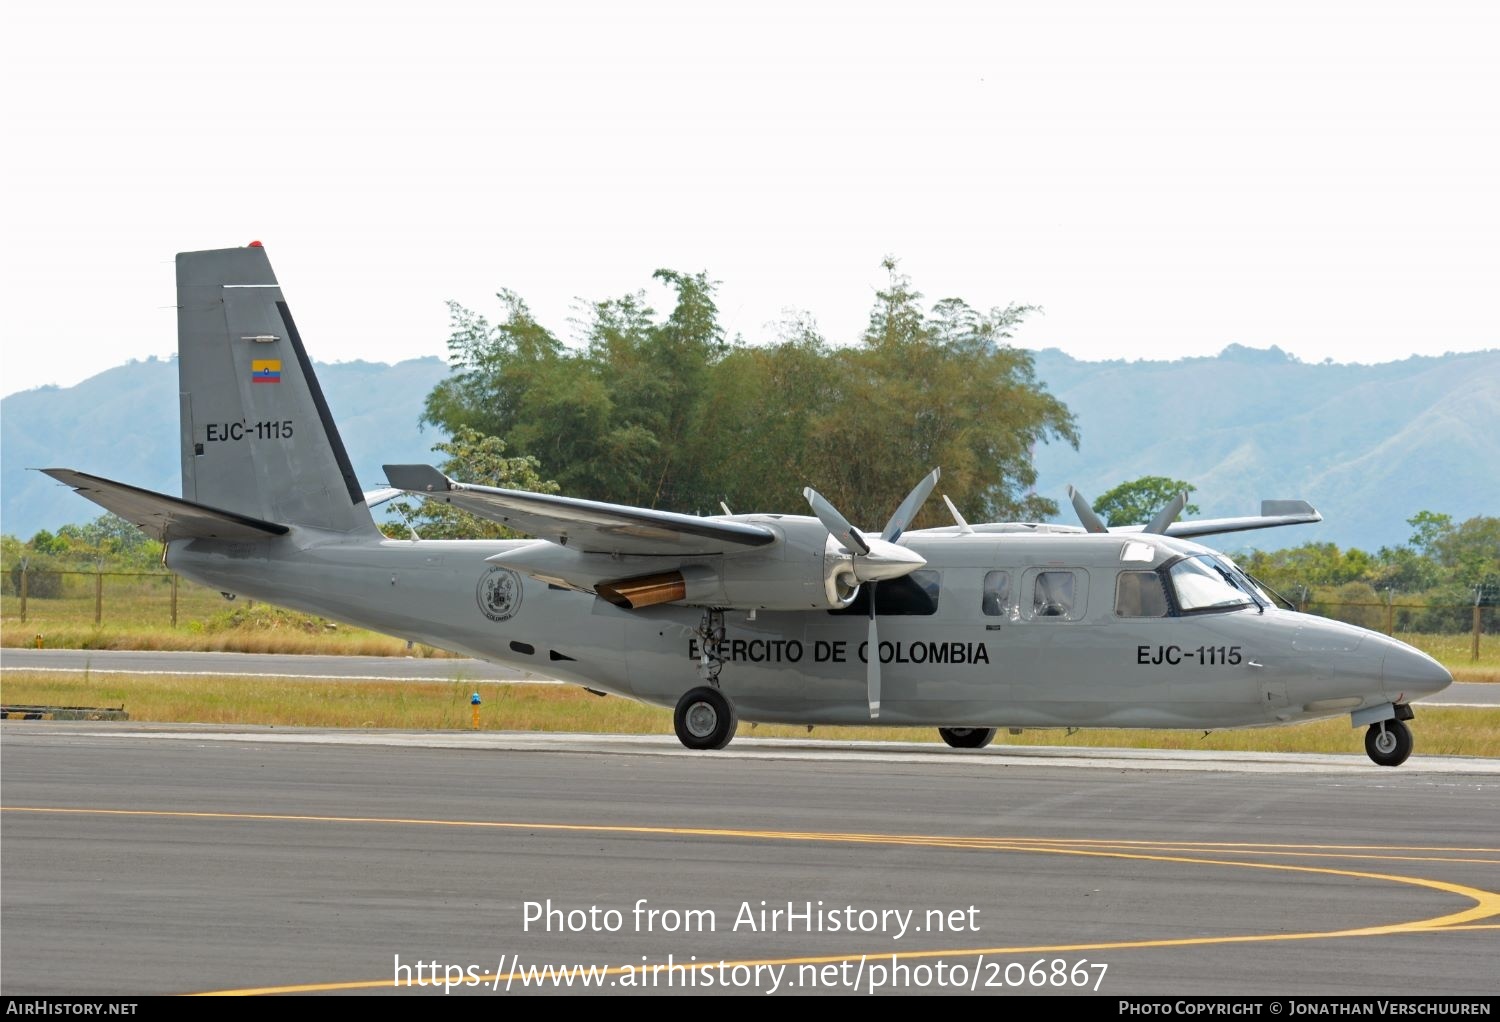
[938,727,997,750]
[674,686,737,751]
[1365,719,1412,767]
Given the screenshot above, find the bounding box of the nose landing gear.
[1364,718,1413,767]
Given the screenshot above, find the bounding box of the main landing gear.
[674,686,738,751]
[938,727,997,750]
[1364,718,1413,767]
[675,609,737,750]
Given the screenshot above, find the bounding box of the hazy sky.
[2,0,1496,398]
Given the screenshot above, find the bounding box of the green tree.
[690,312,838,514]
[1233,516,1499,627]
[25,529,68,557]
[1091,476,1200,527]
[53,514,161,569]
[421,258,1076,526]
[1406,510,1452,554]
[1369,544,1441,593]
[384,427,558,540]
[1324,581,1383,630]
[1428,516,1500,590]
[797,259,1076,526]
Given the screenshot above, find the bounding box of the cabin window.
[829,570,940,616]
[1114,571,1169,617]
[981,570,1010,616]
[1030,570,1082,620]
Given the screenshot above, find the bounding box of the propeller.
[1145,492,1187,534]
[803,469,939,719]
[804,488,872,556]
[941,494,974,534]
[1068,484,1188,535]
[1067,485,1109,533]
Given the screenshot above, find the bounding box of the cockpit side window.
[982,570,1010,616]
[1115,570,1169,617]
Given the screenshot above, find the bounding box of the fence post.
[1384,589,1394,637]
[94,563,104,625]
[19,561,27,623]
[1476,603,1484,664]
[171,573,179,628]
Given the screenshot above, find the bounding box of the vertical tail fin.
[176,245,378,535]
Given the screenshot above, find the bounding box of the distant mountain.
[1027,345,1500,553]
[2,355,451,541]
[4,347,1496,552]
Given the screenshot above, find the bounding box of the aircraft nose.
[1383,640,1452,701]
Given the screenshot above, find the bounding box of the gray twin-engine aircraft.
[44,245,1452,765]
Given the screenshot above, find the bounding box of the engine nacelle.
[596,518,862,611]
[489,516,922,612]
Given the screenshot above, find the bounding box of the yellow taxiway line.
[5,805,1496,996]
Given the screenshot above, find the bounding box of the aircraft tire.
[1364,719,1412,767]
[938,727,997,750]
[674,686,737,751]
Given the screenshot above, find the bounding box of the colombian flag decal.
[251,360,282,384]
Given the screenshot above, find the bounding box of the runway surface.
[4,648,1497,706]
[2,723,1497,997]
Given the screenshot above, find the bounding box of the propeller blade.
[1145,492,1188,534]
[867,586,881,719]
[803,487,870,555]
[1068,485,1109,533]
[941,494,974,535]
[880,468,940,543]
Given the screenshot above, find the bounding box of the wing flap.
[41,469,289,542]
[383,464,776,555]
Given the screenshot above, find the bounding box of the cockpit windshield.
[1216,555,1298,610]
[1167,555,1257,613]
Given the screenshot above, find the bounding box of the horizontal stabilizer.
[383,464,777,555]
[40,469,289,542]
[361,487,403,508]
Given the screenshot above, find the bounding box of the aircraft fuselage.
[167,526,1447,732]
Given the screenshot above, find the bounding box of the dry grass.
[1403,631,1500,670]
[2,672,1495,759]
[2,596,456,657]
[2,625,451,657]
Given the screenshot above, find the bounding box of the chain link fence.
[4,568,231,630]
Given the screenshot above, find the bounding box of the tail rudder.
[176,244,377,535]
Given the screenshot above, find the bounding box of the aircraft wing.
[39,469,289,542]
[1123,500,1323,539]
[383,464,777,555]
